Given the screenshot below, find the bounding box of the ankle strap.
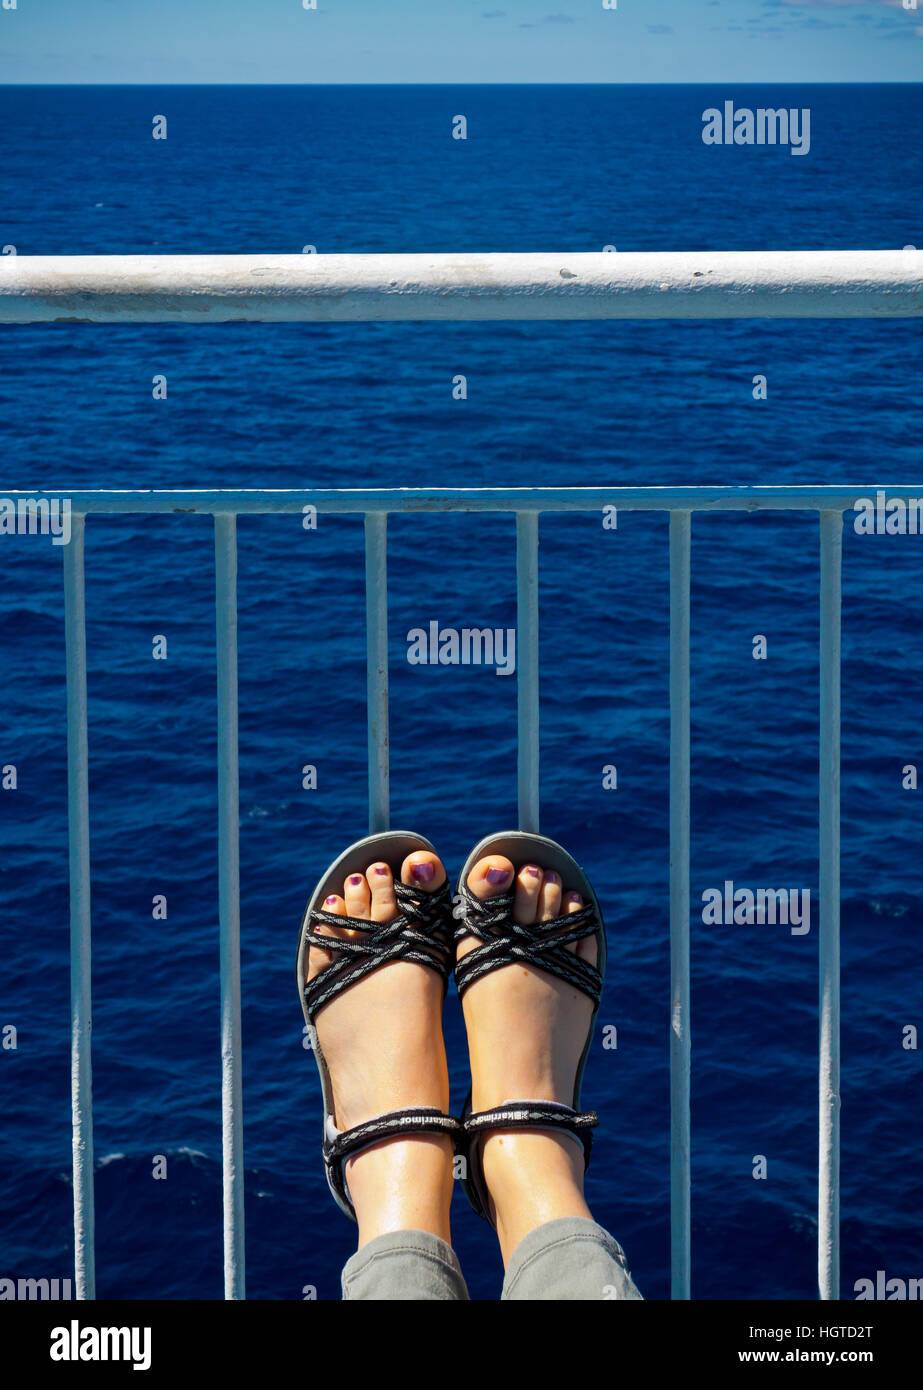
[324,1107,463,1215]
[463,1100,598,1168]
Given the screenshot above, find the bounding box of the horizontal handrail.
[1,251,920,322]
[0,484,900,514]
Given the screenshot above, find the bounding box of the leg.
[458,853,643,1301]
[307,848,468,1300]
[501,1217,641,1301]
[342,1229,468,1301]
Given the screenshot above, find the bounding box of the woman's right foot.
[457,854,600,1263]
[307,848,454,1247]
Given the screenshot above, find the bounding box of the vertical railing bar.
[365,513,390,833]
[516,512,540,833]
[669,509,692,1300]
[50,490,855,1308]
[64,512,96,1301]
[215,512,245,1300]
[818,510,842,1301]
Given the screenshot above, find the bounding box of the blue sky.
[0,0,921,83]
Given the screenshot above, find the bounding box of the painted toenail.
[526,866,541,878]
[486,866,509,884]
[374,865,389,875]
[349,875,363,886]
[325,895,338,905]
[410,861,435,883]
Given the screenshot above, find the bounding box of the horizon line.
[1,79,921,87]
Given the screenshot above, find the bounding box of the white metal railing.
[3,249,920,1303]
[8,480,900,1303]
[1,250,921,323]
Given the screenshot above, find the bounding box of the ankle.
[480,1131,593,1264]
[348,1135,455,1248]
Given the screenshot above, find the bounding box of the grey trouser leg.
[341,1229,470,1301]
[501,1217,644,1301]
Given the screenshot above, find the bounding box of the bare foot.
[307,849,454,1247]
[457,854,599,1263]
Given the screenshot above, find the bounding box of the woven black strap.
[325,1107,463,1212]
[453,880,603,1005]
[303,878,454,1021]
[464,1100,598,1168]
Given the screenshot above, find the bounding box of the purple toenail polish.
[486,866,509,885]
[349,875,363,886]
[526,867,541,878]
[325,895,338,905]
[374,865,389,875]
[411,861,435,884]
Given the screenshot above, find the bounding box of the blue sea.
[0,85,921,1301]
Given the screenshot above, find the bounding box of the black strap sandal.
[296,831,462,1221]
[453,830,607,1225]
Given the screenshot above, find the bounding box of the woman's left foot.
[456,853,598,1259]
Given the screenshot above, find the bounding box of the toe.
[307,893,347,979]
[467,854,514,900]
[538,870,562,922]
[513,864,543,924]
[564,889,598,966]
[401,850,447,893]
[344,871,371,920]
[366,861,398,922]
[457,854,514,964]
[563,889,584,955]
